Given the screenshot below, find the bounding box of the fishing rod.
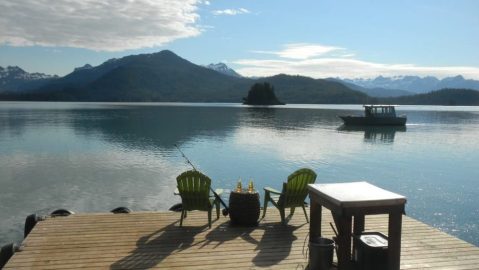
[174,144,229,216]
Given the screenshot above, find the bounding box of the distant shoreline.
[2,87,479,106]
[1,101,479,111]
[1,100,479,106]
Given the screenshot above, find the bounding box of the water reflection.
[70,105,241,151]
[337,125,407,143]
[71,106,341,151]
[1,102,479,247]
[0,109,28,137]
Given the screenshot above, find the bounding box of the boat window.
[365,107,371,116]
[365,106,398,116]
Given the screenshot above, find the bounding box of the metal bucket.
[309,237,334,270]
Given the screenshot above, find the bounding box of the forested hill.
[0,50,368,104]
[381,88,479,105]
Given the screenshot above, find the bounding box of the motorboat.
[340,105,407,126]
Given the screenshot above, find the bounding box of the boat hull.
[340,116,407,126]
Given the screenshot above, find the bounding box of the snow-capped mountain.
[343,75,479,94]
[0,66,57,92]
[73,64,93,72]
[0,66,54,80]
[205,63,242,78]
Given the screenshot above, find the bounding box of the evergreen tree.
[243,82,285,105]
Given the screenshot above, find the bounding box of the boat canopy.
[364,105,397,117]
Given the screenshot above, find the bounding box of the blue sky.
[0,0,478,79]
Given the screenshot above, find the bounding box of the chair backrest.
[176,170,212,211]
[278,168,317,208]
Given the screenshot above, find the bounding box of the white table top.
[308,181,406,208]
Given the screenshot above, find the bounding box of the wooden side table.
[229,191,260,226]
[308,182,407,270]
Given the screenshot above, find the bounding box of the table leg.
[352,215,365,262]
[353,215,365,234]
[333,213,353,270]
[388,213,402,270]
[310,201,322,239]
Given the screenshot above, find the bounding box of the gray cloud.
[0,0,202,51]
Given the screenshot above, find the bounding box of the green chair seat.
[262,168,317,224]
[176,170,222,228]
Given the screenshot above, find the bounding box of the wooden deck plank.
[5,208,479,269]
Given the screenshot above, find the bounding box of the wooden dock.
[4,208,479,269]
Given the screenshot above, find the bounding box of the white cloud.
[212,8,250,16]
[0,0,202,51]
[253,43,343,60]
[235,43,479,79]
[338,53,356,58]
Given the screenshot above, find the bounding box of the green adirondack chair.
[262,168,317,224]
[176,170,222,228]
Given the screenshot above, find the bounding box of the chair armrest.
[174,188,180,196]
[264,187,282,195]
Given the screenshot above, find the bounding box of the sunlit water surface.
[0,102,478,246]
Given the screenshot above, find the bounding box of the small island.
[243,82,285,105]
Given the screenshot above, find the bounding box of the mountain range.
[340,75,479,94]
[0,50,478,105]
[0,50,368,103]
[0,66,57,92]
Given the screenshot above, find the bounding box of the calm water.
[0,102,478,246]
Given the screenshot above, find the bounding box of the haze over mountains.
[1,50,479,105]
[325,78,414,98]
